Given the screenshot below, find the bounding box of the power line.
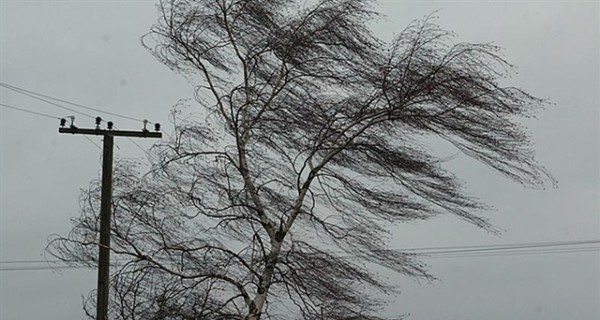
[2,84,161,153]
[407,239,600,255]
[113,125,150,154]
[84,135,103,150]
[1,102,102,150]
[1,82,139,122]
[425,246,600,259]
[1,247,597,272]
[0,81,174,140]
[0,265,91,272]
[127,138,150,154]
[0,102,61,120]
[2,239,597,264]
[1,82,96,119]
[2,239,599,271]
[335,239,600,259]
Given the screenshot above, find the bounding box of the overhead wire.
[1,82,96,119]
[426,246,600,259]
[112,124,151,155]
[5,84,595,269]
[126,137,149,155]
[0,81,173,140]
[1,239,598,272]
[1,102,102,150]
[0,265,89,272]
[1,81,171,151]
[333,239,600,259]
[83,135,103,150]
[0,102,62,120]
[1,81,139,123]
[402,239,600,254]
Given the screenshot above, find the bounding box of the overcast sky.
[1,1,598,319]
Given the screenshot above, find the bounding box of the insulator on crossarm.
[107,121,114,130]
[68,116,76,129]
[142,119,149,133]
[154,123,161,132]
[95,116,102,129]
[60,118,66,127]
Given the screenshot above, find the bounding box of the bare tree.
[49,0,555,319]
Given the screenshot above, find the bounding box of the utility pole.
[59,116,161,320]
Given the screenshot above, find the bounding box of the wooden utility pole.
[59,117,161,320]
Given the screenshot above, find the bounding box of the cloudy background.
[1,0,598,319]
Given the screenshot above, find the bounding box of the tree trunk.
[245,238,283,320]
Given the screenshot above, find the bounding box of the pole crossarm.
[59,127,162,138]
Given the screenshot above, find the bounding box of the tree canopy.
[50,1,554,319]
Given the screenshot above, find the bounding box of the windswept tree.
[50,0,554,319]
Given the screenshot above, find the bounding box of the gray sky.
[0,1,598,319]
